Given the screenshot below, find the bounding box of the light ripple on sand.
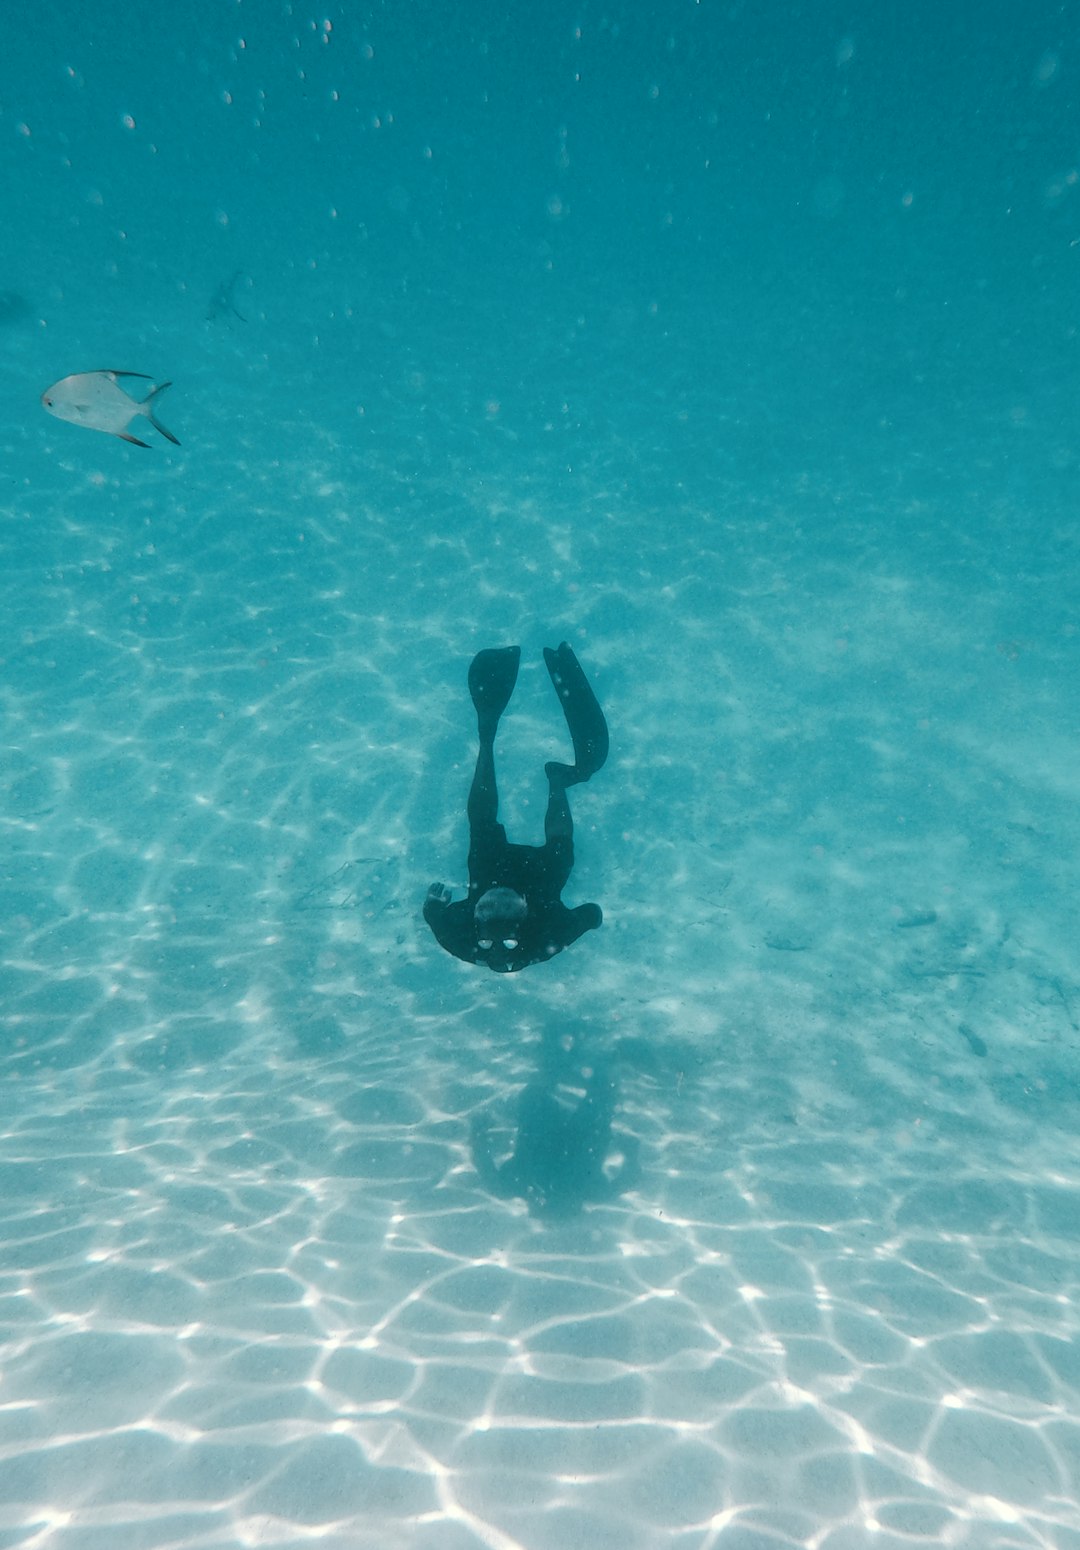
[2,327,1080,1549]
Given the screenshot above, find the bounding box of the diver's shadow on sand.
[470,1034,641,1221]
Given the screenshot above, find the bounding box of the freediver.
[469,1050,641,1220]
[424,641,608,973]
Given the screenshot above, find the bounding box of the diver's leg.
[466,647,519,833]
[540,776,575,892]
[544,642,608,788]
[467,729,499,833]
[544,781,572,844]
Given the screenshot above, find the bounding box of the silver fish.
[41,370,180,448]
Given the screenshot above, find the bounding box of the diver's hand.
[426,883,453,906]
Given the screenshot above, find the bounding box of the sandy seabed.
[2,301,1080,1549]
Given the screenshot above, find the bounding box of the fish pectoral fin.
[117,431,151,448]
[103,370,153,380]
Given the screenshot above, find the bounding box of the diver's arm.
[512,901,601,969]
[562,901,602,945]
[423,884,453,936]
[424,882,453,914]
[424,890,479,963]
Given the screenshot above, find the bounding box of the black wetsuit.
[424,642,608,974]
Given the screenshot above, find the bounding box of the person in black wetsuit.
[424,641,608,973]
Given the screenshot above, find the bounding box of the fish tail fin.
[142,381,181,446]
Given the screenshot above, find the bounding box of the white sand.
[1,275,1079,1550]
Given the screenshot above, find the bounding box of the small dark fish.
[206,270,247,322]
[959,1024,988,1058]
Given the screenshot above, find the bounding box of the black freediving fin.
[468,646,521,731]
[544,641,609,786]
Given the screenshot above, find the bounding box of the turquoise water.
[2,3,1080,1546]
